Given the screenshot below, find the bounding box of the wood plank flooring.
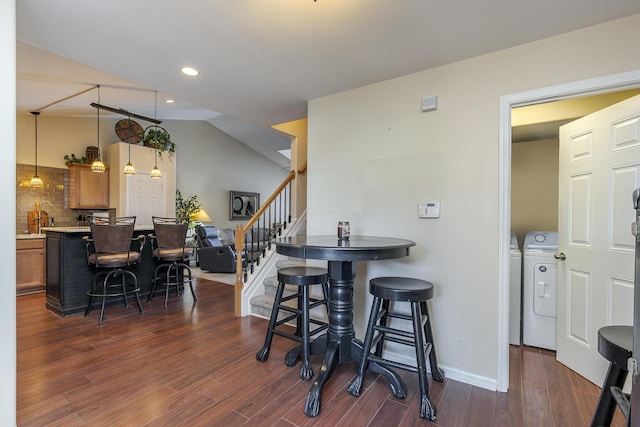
[17,278,627,426]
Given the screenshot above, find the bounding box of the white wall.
[307,14,640,389]
[1,1,17,424]
[170,120,289,229]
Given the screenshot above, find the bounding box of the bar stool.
[256,266,329,381]
[590,325,632,427]
[83,216,145,325]
[348,277,443,421]
[148,217,196,308]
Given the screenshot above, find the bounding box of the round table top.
[273,235,415,262]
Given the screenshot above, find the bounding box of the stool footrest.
[367,354,419,374]
[610,386,630,421]
[374,324,415,340]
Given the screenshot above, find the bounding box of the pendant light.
[29,111,44,188]
[150,91,162,179]
[91,85,106,173]
[122,115,136,175]
[150,148,162,179]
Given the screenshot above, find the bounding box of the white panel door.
[557,94,640,385]
[126,172,166,225]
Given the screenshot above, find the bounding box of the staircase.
[249,258,306,321]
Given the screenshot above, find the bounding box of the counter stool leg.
[164,265,173,308]
[129,272,143,314]
[98,274,110,325]
[185,265,196,302]
[300,285,313,381]
[348,296,382,397]
[412,301,436,421]
[148,264,163,302]
[375,299,390,357]
[84,275,100,317]
[420,300,445,382]
[590,363,628,427]
[256,281,286,362]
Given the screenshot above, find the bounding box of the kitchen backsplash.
[16,163,113,233]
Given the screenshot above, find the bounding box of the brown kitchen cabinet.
[68,164,109,208]
[16,238,46,294]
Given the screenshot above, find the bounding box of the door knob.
[554,252,566,260]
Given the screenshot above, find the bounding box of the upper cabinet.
[68,164,109,208]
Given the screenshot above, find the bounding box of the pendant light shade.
[30,111,44,188]
[123,116,136,175]
[91,86,106,173]
[150,164,162,179]
[123,162,136,175]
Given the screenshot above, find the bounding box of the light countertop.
[16,234,45,240]
[39,225,154,233]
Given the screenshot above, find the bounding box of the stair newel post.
[234,223,246,316]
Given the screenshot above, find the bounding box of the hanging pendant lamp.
[29,111,44,188]
[91,86,106,173]
[150,91,162,179]
[150,147,162,179]
[122,115,136,175]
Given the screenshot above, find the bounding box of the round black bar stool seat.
[348,277,444,421]
[590,325,632,427]
[256,266,329,381]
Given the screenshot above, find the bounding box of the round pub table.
[273,235,415,418]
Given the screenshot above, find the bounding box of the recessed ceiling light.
[181,67,199,76]
[166,99,175,103]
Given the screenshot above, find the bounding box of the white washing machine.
[522,231,558,351]
[509,233,522,345]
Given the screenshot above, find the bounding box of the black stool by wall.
[348,277,443,421]
[590,325,632,427]
[256,266,329,381]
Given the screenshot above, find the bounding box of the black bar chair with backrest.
[148,216,196,308]
[83,215,145,325]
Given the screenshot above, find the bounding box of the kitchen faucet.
[38,200,53,234]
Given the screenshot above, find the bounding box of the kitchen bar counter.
[45,227,157,316]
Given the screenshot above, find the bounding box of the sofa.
[194,225,246,273]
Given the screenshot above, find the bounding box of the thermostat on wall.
[418,202,440,218]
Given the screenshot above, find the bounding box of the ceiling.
[16,1,640,164]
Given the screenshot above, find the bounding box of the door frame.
[497,70,640,392]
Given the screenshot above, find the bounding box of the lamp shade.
[191,209,212,223]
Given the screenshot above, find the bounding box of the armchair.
[194,225,246,273]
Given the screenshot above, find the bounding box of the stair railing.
[233,168,302,315]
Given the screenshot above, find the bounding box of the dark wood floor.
[17,278,627,426]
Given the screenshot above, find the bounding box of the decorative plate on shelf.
[115,119,144,144]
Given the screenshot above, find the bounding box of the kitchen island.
[43,226,157,316]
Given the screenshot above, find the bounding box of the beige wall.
[272,119,308,218]
[307,14,640,388]
[511,139,559,246]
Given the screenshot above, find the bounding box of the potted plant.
[143,126,175,156]
[175,189,201,227]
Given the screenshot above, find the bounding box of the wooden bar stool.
[348,277,443,421]
[590,325,632,427]
[256,266,329,381]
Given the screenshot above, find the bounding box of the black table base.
[299,261,407,418]
[273,236,415,418]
